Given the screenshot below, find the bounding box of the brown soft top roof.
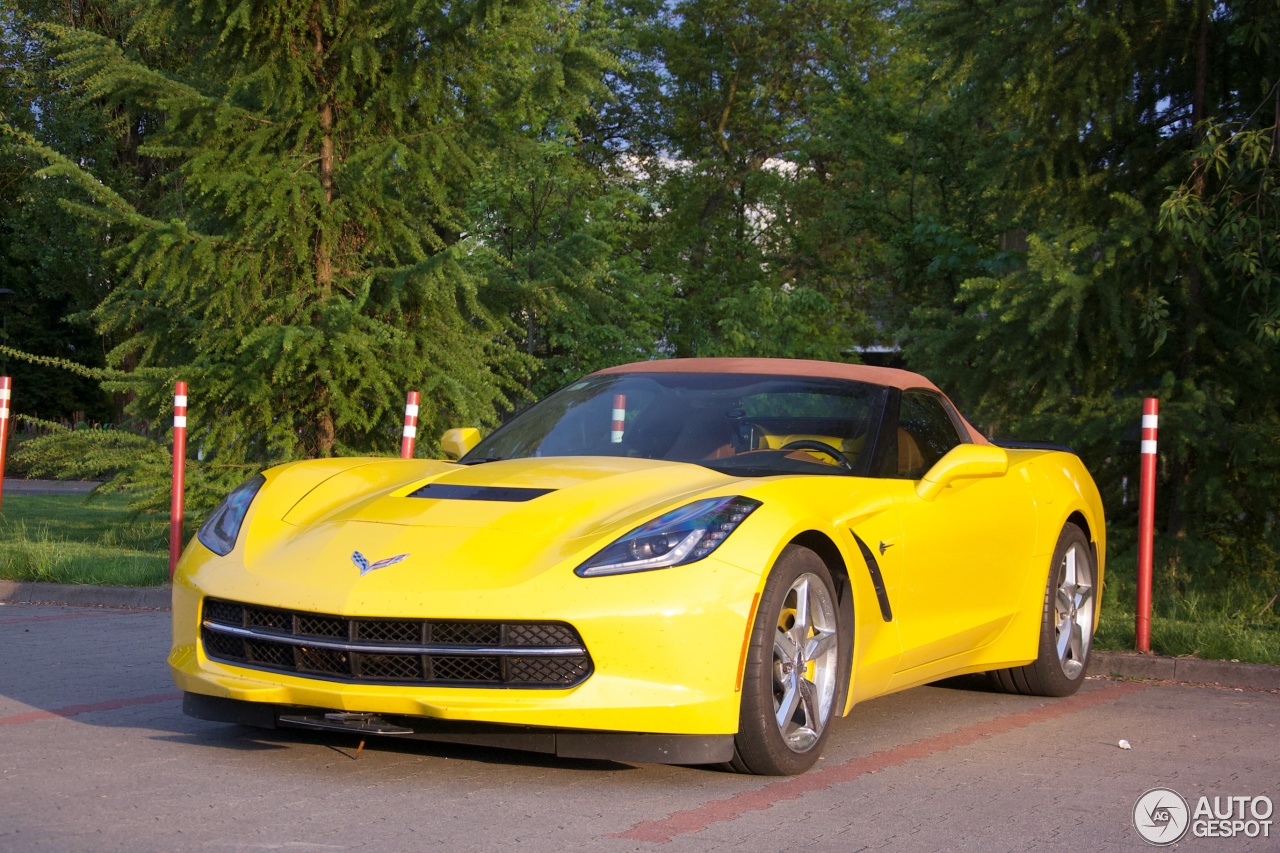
[593,358,988,444]
[596,357,938,391]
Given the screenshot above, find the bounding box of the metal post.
[169,382,188,578]
[1135,398,1158,652]
[611,394,626,443]
[400,391,420,459]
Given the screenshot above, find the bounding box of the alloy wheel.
[1054,542,1094,679]
[772,572,839,752]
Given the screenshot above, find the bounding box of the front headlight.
[196,473,266,556]
[576,496,762,577]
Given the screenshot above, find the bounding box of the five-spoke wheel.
[772,572,840,752]
[1054,535,1094,681]
[990,523,1095,696]
[730,545,849,775]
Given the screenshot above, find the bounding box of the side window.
[890,392,962,479]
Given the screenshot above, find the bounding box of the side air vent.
[850,531,894,622]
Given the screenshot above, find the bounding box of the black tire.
[991,523,1096,697]
[728,545,851,775]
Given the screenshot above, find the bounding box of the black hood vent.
[408,483,554,502]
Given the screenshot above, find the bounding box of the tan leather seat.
[897,428,924,476]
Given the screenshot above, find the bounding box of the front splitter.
[183,692,735,765]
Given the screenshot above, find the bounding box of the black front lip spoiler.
[183,692,734,765]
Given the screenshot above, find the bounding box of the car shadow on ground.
[929,673,1003,693]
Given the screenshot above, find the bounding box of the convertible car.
[172,358,1104,775]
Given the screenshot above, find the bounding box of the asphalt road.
[2,603,1276,853]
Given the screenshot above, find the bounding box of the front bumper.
[170,550,763,739]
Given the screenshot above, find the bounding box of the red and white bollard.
[169,381,188,578]
[0,376,10,512]
[1135,398,1158,653]
[610,394,626,443]
[401,391,420,459]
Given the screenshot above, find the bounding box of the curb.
[2,479,101,495]
[1092,650,1280,691]
[0,580,170,610]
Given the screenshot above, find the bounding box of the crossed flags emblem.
[352,551,409,576]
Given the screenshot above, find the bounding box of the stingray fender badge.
[352,551,408,576]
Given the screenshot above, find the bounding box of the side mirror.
[915,444,1009,501]
[440,427,481,460]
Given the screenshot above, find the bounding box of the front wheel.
[991,523,1096,696]
[728,545,849,775]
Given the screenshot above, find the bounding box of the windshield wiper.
[459,456,503,465]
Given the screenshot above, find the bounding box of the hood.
[230,457,742,601]
[281,456,739,541]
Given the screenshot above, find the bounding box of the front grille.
[245,638,294,667]
[355,620,420,644]
[298,614,347,638]
[246,607,291,632]
[200,598,591,688]
[507,655,592,684]
[432,655,503,682]
[433,621,501,646]
[299,646,349,675]
[504,623,579,646]
[356,653,423,681]
[202,628,244,660]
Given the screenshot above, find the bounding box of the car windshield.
[465,372,890,477]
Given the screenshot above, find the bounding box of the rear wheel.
[991,523,1095,696]
[729,545,849,775]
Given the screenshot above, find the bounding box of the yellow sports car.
[171,358,1104,775]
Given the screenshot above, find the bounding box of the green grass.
[1096,559,1280,666]
[0,492,169,587]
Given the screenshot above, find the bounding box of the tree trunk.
[312,5,335,295]
[309,3,336,458]
[316,408,336,458]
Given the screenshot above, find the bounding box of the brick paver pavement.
[2,602,1276,852]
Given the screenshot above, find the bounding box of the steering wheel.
[780,440,854,471]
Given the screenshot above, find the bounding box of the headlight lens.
[576,496,762,577]
[196,474,266,556]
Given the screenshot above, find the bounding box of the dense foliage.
[1,0,1277,585]
[907,0,1280,588]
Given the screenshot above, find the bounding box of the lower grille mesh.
[356,653,422,681]
[432,655,502,683]
[245,639,294,667]
[200,598,591,688]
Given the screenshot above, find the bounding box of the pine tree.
[0,0,175,422]
[16,0,613,467]
[468,0,671,399]
[906,0,1280,575]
